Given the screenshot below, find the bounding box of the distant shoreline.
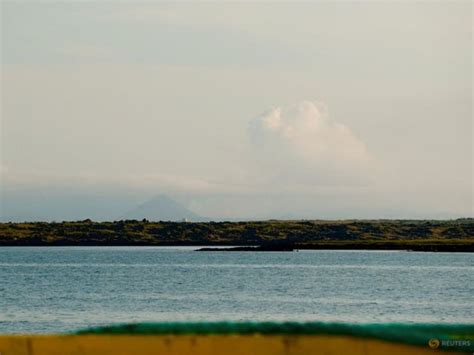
[0,219,473,252]
[196,243,474,252]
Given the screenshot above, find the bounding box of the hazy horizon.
[1,1,472,221]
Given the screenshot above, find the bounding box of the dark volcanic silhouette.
[121,195,201,221]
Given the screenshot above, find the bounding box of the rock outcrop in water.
[198,241,295,252]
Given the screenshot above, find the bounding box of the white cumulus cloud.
[248,101,374,186]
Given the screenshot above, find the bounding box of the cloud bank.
[2,100,375,194]
[248,101,373,186]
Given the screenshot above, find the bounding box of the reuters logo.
[428,338,440,349]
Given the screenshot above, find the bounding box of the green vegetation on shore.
[0,219,473,251]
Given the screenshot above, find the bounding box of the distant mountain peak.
[121,195,201,221]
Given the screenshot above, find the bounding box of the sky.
[1,1,472,221]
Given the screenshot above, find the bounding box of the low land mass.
[0,219,473,251]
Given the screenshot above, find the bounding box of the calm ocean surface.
[0,247,472,333]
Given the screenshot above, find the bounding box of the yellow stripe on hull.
[0,334,464,355]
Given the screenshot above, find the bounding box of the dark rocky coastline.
[0,219,473,251]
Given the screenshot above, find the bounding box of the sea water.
[0,247,472,333]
